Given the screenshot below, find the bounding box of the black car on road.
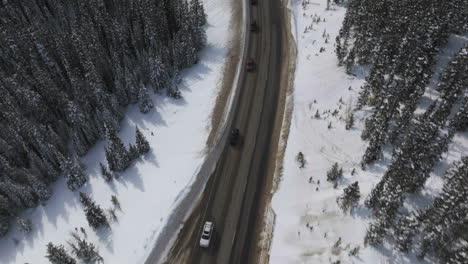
[229,128,240,146]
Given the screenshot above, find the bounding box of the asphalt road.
[146,0,284,263]
[188,0,283,263]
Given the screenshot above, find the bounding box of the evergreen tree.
[128,143,140,161]
[46,242,76,264]
[327,163,343,182]
[17,217,32,233]
[27,174,51,202]
[111,195,121,211]
[365,218,387,247]
[337,181,360,212]
[451,97,468,132]
[0,215,9,237]
[418,157,468,261]
[62,157,87,191]
[138,85,154,114]
[105,130,130,172]
[345,112,354,130]
[68,231,103,263]
[79,192,108,229]
[99,163,113,182]
[394,213,419,252]
[135,127,150,155]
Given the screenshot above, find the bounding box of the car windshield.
[202,234,210,239]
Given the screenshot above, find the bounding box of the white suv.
[199,221,214,248]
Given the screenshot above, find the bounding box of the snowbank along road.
[158,0,285,263]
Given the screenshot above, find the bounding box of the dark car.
[229,128,240,146]
[250,21,258,32]
[246,58,255,72]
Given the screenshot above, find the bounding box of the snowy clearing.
[0,0,234,263]
[269,1,468,263]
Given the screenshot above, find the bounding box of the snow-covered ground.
[0,0,233,263]
[269,1,468,263]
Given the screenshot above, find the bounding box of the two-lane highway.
[157,0,284,262]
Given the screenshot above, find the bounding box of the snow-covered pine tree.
[128,143,140,161]
[190,0,207,27]
[46,242,76,264]
[417,157,468,261]
[26,174,51,202]
[17,217,32,233]
[79,192,108,229]
[62,157,87,191]
[0,179,36,209]
[135,127,150,155]
[345,111,354,130]
[364,217,387,247]
[99,163,113,182]
[326,163,343,182]
[337,181,360,212]
[111,195,121,211]
[451,97,468,132]
[138,85,154,114]
[68,231,103,263]
[149,57,171,92]
[393,213,419,252]
[105,130,130,172]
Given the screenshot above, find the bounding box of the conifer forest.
[0,0,206,237]
[336,0,467,262]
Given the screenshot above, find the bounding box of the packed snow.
[0,0,234,263]
[269,1,468,263]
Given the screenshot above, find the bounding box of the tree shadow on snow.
[118,165,145,192]
[95,226,114,253]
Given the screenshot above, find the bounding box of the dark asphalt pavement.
[190,0,283,263]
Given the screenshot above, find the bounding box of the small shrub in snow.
[79,227,87,238]
[331,237,342,256]
[46,242,76,264]
[349,246,360,256]
[314,110,321,119]
[326,162,343,182]
[345,112,354,130]
[111,195,121,211]
[296,152,306,168]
